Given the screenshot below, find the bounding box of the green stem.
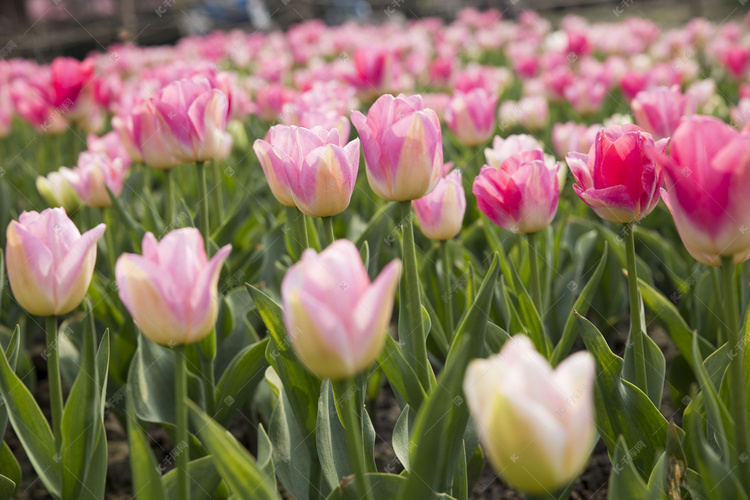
[174,345,190,500]
[103,208,117,281]
[713,268,725,344]
[721,257,750,492]
[624,223,648,395]
[200,355,216,416]
[285,205,309,261]
[209,163,224,227]
[322,216,335,247]
[440,241,454,334]
[526,232,543,314]
[333,379,373,500]
[165,168,176,226]
[399,201,431,390]
[196,161,210,255]
[46,316,63,458]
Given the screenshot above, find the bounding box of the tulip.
[648,115,750,266]
[463,335,595,494]
[6,207,105,316]
[564,78,606,115]
[552,122,599,159]
[36,171,82,213]
[565,124,666,224]
[412,167,466,241]
[473,150,560,234]
[351,93,443,202]
[281,239,401,380]
[282,127,359,218]
[113,77,231,169]
[485,134,544,167]
[115,228,231,345]
[87,131,132,170]
[631,86,696,140]
[61,151,130,208]
[444,88,498,146]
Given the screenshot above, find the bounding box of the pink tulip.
[565,124,666,224]
[351,94,443,201]
[473,150,560,234]
[485,134,544,167]
[444,89,498,146]
[464,335,595,494]
[115,228,231,345]
[412,167,466,241]
[87,131,132,170]
[564,79,606,115]
[61,151,129,208]
[113,77,231,169]
[722,46,750,79]
[281,239,401,380]
[648,115,750,266]
[566,29,592,57]
[6,208,105,316]
[10,78,67,134]
[631,86,696,140]
[254,125,360,217]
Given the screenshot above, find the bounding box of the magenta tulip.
[631,86,696,140]
[115,228,231,345]
[6,208,105,316]
[444,88,498,146]
[412,167,466,241]
[113,77,231,169]
[649,115,750,265]
[253,125,360,216]
[281,240,401,380]
[566,124,666,224]
[351,94,443,201]
[473,150,560,234]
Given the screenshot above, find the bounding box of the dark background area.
[0,0,742,62]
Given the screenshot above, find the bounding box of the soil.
[7,327,683,500]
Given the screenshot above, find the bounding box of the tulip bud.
[6,208,105,316]
[473,150,560,234]
[351,94,443,201]
[631,85,696,140]
[648,115,750,266]
[254,125,360,217]
[566,124,666,224]
[281,240,401,380]
[36,171,82,213]
[463,335,596,494]
[61,151,129,208]
[444,88,498,146]
[412,167,466,241]
[115,228,231,345]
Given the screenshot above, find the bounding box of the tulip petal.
[188,244,231,344]
[5,221,56,316]
[55,223,106,315]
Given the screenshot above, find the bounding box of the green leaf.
[105,184,145,251]
[607,437,667,500]
[126,392,166,500]
[377,334,427,410]
[399,254,499,499]
[0,474,15,499]
[551,244,608,365]
[128,333,205,426]
[0,441,20,497]
[326,473,456,500]
[691,332,732,461]
[317,380,377,490]
[189,402,279,500]
[623,295,666,407]
[265,367,318,500]
[61,310,107,499]
[576,313,668,477]
[257,424,275,480]
[0,326,60,498]
[637,277,713,372]
[392,405,415,471]
[247,285,321,439]
[164,456,222,500]
[0,325,21,439]
[684,391,748,500]
[214,338,269,425]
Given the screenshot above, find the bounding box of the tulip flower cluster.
[2,7,750,500]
